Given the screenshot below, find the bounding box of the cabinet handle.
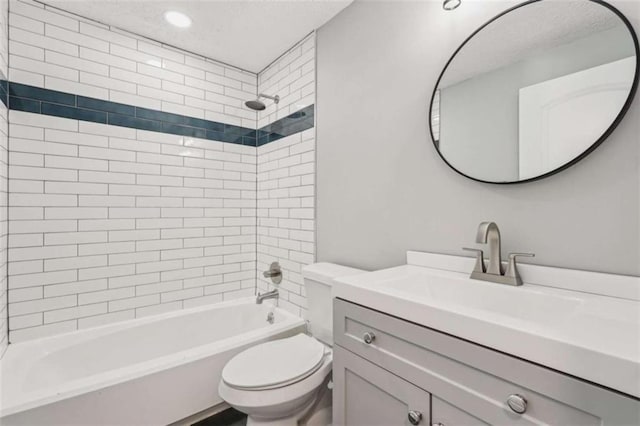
[507,394,528,414]
[408,410,423,425]
[363,331,376,344]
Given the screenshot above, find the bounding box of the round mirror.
[429,0,639,184]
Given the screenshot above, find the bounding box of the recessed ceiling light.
[443,0,461,10]
[164,11,192,28]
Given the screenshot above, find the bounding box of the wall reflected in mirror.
[430,0,638,183]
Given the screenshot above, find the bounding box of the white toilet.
[218,263,363,426]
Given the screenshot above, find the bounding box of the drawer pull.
[408,410,423,425]
[363,331,376,344]
[507,394,528,414]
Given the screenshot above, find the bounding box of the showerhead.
[245,93,279,111]
[245,100,266,111]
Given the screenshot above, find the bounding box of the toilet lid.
[222,334,326,390]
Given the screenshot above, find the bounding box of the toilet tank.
[302,263,364,346]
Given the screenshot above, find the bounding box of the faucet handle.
[263,262,282,284]
[463,247,485,273]
[508,252,535,262]
[505,253,535,286]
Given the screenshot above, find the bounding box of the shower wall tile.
[1,1,320,343]
[9,0,258,129]
[0,0,6,79]
[0,0,7,358]
[6,82,258,146]
[0,107,6,356]
[256,129,315,317]
[256,33,315,318]
[2,0,261,342]
[257,33,315,129]
[7,110,256,342]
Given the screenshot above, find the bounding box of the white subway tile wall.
[0,0,7,77]
[8,111,257,341]
[256,34,315,317]
[9,0,257,129]
[3,0,318,341]
[3,0,265,341]
[0,0,8,358]
[257,33,315,129]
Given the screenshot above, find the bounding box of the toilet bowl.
[218,263,364,426]
[218,334,333,426]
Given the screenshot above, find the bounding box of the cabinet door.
[333,346,430,426]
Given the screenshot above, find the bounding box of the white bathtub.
[0,298,305,425]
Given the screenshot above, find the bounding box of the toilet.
[218,263,364,426]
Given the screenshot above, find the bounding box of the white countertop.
[333,252,640,398]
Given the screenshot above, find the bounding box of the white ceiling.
[42,0,353,73]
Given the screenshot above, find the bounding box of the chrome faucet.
[475,221,503,275]
[463,222,534,286]
[256,289,279,304]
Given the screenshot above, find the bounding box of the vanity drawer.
[334,298,640,426]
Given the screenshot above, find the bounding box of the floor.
[193,408,247,426]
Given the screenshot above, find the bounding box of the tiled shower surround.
[256,34,316,316]
[8,1,256,128]
[0,0,8,357]
[3,0,316,343]
[8,113,257,342]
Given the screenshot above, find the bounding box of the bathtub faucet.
[256,289,279,304]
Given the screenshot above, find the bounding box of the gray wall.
[316,0,640,276]
[440,26,635,182]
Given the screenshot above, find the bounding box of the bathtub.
[0,298,305,426]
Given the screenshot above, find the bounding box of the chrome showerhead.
[245,93,279,111]
[443,0,461,10]
[245,99,266,111]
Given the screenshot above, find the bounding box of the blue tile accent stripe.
[0,80,8,109]
[0,80,314,147]
[257,105,315,147]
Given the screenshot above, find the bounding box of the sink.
[370,268,584,327]
[332,251,640,398]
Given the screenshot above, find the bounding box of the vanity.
[331,251,640,425]
[329,0,640,422]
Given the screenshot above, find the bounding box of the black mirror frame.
[428,0,640,185]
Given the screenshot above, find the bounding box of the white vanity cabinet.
[332,299,640,426]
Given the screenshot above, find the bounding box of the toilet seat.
[222,334,327,391]
[218,350,333,417]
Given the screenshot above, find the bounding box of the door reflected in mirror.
[430,0,638,183]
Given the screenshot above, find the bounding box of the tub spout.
[256,289,279,304]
